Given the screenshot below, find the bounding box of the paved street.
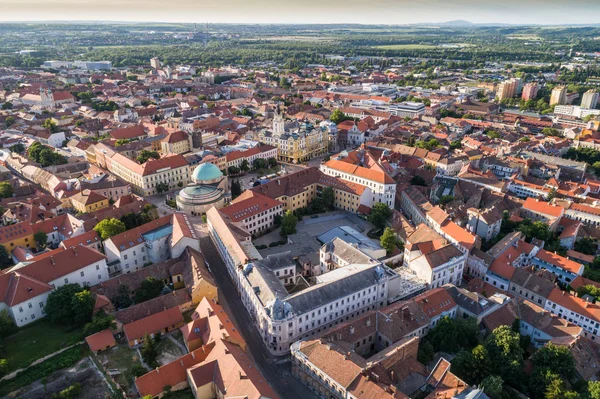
[199,236,318,399]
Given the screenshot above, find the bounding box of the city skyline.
[0,0,599,25]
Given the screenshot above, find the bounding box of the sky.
[0,0,599,25]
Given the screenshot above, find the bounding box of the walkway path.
[0,341,84,382]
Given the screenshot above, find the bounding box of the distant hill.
[439,20,475,27]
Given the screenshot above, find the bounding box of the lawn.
[3,320,83,373]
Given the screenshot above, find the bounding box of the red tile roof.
[135,342,215,397]
[123,306,184,343]
[523,198,564,218]
[85,328,116,352]
[222,192,282,223]
[323,159,395,184]
[536,249,584,275]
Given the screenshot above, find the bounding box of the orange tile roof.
[85,328,116,352]
[188,339,279,399]
[136,342,215,397]
[523,198,564,218]
[106,215,172,252]
[414,288,457,318]
[536,249,584,275]
[123,306,183,343]
[547,288,600,322]
[323,159,394,184]
[222,192,282,223]
[569,275,600,291]
[440,221,477,250]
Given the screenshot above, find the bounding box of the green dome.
[192,163,223,182]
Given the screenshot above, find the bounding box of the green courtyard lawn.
[3,319,83,372]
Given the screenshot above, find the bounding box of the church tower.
[273,106,285,136]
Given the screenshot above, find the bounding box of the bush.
[131,364,147,377]
[0,345,85,396]
[53,383,82,399]
[268,242,280,248]
[256,245,268,250]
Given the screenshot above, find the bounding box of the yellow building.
[0,222,35,253]
[0,222,34,251]
[258,110,328,164]
[70,190,109,213]
[161,131,191,155]
[249,167,368,214]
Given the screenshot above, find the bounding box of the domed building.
[176,163,230,215]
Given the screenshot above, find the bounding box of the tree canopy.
[94,218,127,240]
[280,210,297,237]
[45,284,94,326]
[368,202,392,230]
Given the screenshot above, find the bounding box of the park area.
[2,319,83,373]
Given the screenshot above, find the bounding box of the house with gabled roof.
[0,246,108,326]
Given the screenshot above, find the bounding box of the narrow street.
[199,236,318,399]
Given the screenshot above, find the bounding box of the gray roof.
[510,267,555,298]
[285,264,388,315]
[255,252,296,271]
[445,285,495,316]
[323,237,377,266]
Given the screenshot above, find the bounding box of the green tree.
[330,109,348,124]
[42,118,59,133]
[588,381,600,399]
[71,290,95,325]
[4,116,15,128]
[267,157,278,168]
[542,127,562,137]
[140,333,159,368]
[484,325,524,384]
[83,310,115,336]
[228,166,240,176]
[112,285,133,309]
[9,143,25,153]
[546,187,558,201]
[252,158,267,170]
[45,284,88,325]
[380,227,397,253]
[0,245,12,269]
[33,231,48,249]
[136,150,160,164]
[439,195,454,206]
[280,210,298,237]
[240,159,250,172]
[481,375,504,398]
[449,140,462,150]
[1,101,13,110]
[322,187,335,211]
[368,202,392,230]
[0,182,13,199]
[52,382,82,399]
[410,175,427,186]
[417,341,434,364]
[134,277,164,303]
[0,309,16,338]
[115,139,131,147]
[94,218,126,240]
[155,182,169,194]
[486,130,500,139]
[574,237,597,256]
[231,179,242,199]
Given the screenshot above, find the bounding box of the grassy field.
[374,44,438,50]
[3,320,83,372]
